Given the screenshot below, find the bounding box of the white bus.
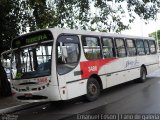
[6,28,159,102]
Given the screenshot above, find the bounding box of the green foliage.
[149,30,160,42]
[43,0,160,33]
[0,0,30,53]
[0,0,160,97]
[1,0,160,53]
[0,0,17,52]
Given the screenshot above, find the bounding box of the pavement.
[0,95,29,114]
[0,96,22,110]
[0,68,159,115]
[0,95,46,115]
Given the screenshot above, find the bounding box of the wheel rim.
[88,82,97,96]
[142,69,146,80]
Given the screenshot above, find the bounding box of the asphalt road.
[5,69,160,120]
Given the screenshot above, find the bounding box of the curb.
[0,102,47,114]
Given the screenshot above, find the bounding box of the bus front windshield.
[11,42,53,79]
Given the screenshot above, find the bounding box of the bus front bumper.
[13,85,61,102]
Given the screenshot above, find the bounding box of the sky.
[121,14,160,37]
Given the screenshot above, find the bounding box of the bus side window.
[136,40,145,55]
[82,36,101,60]
[144,40,150,55]
[149,40,156,54]
[126,39,136,56]
[102,37,115,58]
[115,38,127,57]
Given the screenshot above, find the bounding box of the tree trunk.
[0,61,11,97]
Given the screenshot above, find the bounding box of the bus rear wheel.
[139,67,147,82]
[86,77,100,102]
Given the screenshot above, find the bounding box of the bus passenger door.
[56,35,82,100]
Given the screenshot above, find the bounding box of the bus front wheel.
[86,77,100,102]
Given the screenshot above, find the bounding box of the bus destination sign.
[12,30,53,48]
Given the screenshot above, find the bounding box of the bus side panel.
[64,58,118,99]
[99,75,107,89]
[104,57,140,88]
[146,55,159,74]
[103,58,127,88]
[66,79,87,99]
[134,54,159,74]
[79,58,118,88]
[57,64,87,100]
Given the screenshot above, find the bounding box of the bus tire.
[86,77,100,102]
[139,67,147,82]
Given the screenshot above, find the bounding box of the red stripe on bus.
[80,58,118,79]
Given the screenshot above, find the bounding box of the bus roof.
[14,27,155,42]
[1,49,12,55]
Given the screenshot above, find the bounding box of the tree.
[0,0,29,97]
[25,0,160,32]
[0,0,14,97]
[39,0,160,33]
[0,0,160,97]
[149,30,160,49]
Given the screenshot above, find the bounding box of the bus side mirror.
[1,53,11,68]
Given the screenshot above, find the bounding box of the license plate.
[24,93,32,97]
